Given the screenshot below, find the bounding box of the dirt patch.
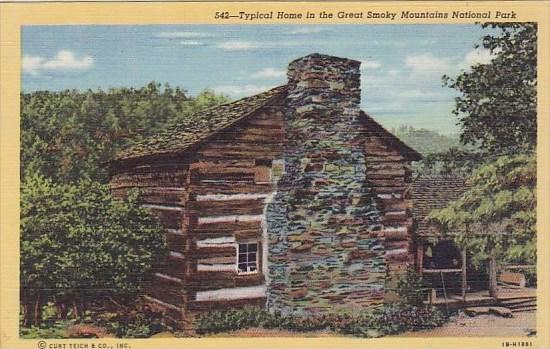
[396,311,536,337]
[203,328,343,337]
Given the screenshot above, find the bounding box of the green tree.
[443,23,537,155]
[425,24,537,277]
[390,125,460,156]
[420,23,537,176]
[428,154,536,267]
[20,175,166,326]
[21,83,229,183]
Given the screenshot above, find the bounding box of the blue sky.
[22,25,495,134]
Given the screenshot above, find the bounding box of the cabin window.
[237,242,258,274]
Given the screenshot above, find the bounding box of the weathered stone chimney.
[266,54,385,314]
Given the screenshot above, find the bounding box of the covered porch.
[417,239,536,312]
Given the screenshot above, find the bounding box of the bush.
[194,304,447,337]
[395,267,426,306]
[20,175,167,327]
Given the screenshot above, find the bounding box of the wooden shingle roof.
[112,85,422,164]
[411,176,469,237]
[113,85,287,161]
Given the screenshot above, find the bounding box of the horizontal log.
[385,240,410,250]
[166,232,186,251]
[245,117,284,127]
[381,215,412,225]
[197,256,234,265]
[372,186,407,194]
[188,199,265,217]
[191,165,257,176]
[190,160,256,170]
[139,190,184,206]
[110,171,188,188]
[143,296,183,319]
[365,155,406,162]
[145,275,185,306]
[187,297,266,312]
[369,178,408,187]
[187,272,265,291]
[384,229,409,241]
[152,209,183,229]
[385,252,413,263]
[191,221,262,235]
[378,199,411,211]
[233,132,285,143]
[199,141,282,154]
[190,246,236,259]
[197,151,282,161]
[368,162,411,171]
[155,256,187,279]
[190,229,260,240]
[189,183,273,195]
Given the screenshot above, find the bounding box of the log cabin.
[109,54,422,327]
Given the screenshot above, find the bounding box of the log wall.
[110,101,284,327]
[364,132,415,275]
[186,106,284,312]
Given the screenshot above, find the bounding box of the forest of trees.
[20,83,230,327]
[21,83,229,183]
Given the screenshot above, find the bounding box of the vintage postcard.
[1,1,549,349]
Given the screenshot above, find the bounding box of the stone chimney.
[266,54,385,314]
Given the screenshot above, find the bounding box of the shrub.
[20,175,167,327]
[194,304,447,337]
[395,267,425,306]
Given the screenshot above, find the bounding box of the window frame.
[236,241,259,275]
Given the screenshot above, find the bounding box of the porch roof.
[411,175,469,237]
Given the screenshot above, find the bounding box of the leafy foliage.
[20,175,167,326]
[416,148,487,176]
[442,23,537,154]
[390,125,460,156]
[428,154,536,267]
[21,83,229,183]
[395,268,425,306]
[194,304,446,337]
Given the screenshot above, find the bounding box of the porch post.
[488,252,498,298]
[417,240,424,274]
[461,248,467,302]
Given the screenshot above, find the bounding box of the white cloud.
[285,27,325,35]
[393,89,446,100]
[23,50,94,76]
[405,53,451,76]
[360,60,382,71]
[251,68,286,79]
[22,56,45,76]
[154,32,214,39]
[462,48,496,67]
[179,40,204,46]
[217,41,260,51]
[213,84,276,96]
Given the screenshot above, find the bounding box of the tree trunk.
[54,296,68,319]
[32,292,42,326]
[461,249,467,302]
[22,301,32,328]
[72,300,80,319]
[488,253,498,298]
